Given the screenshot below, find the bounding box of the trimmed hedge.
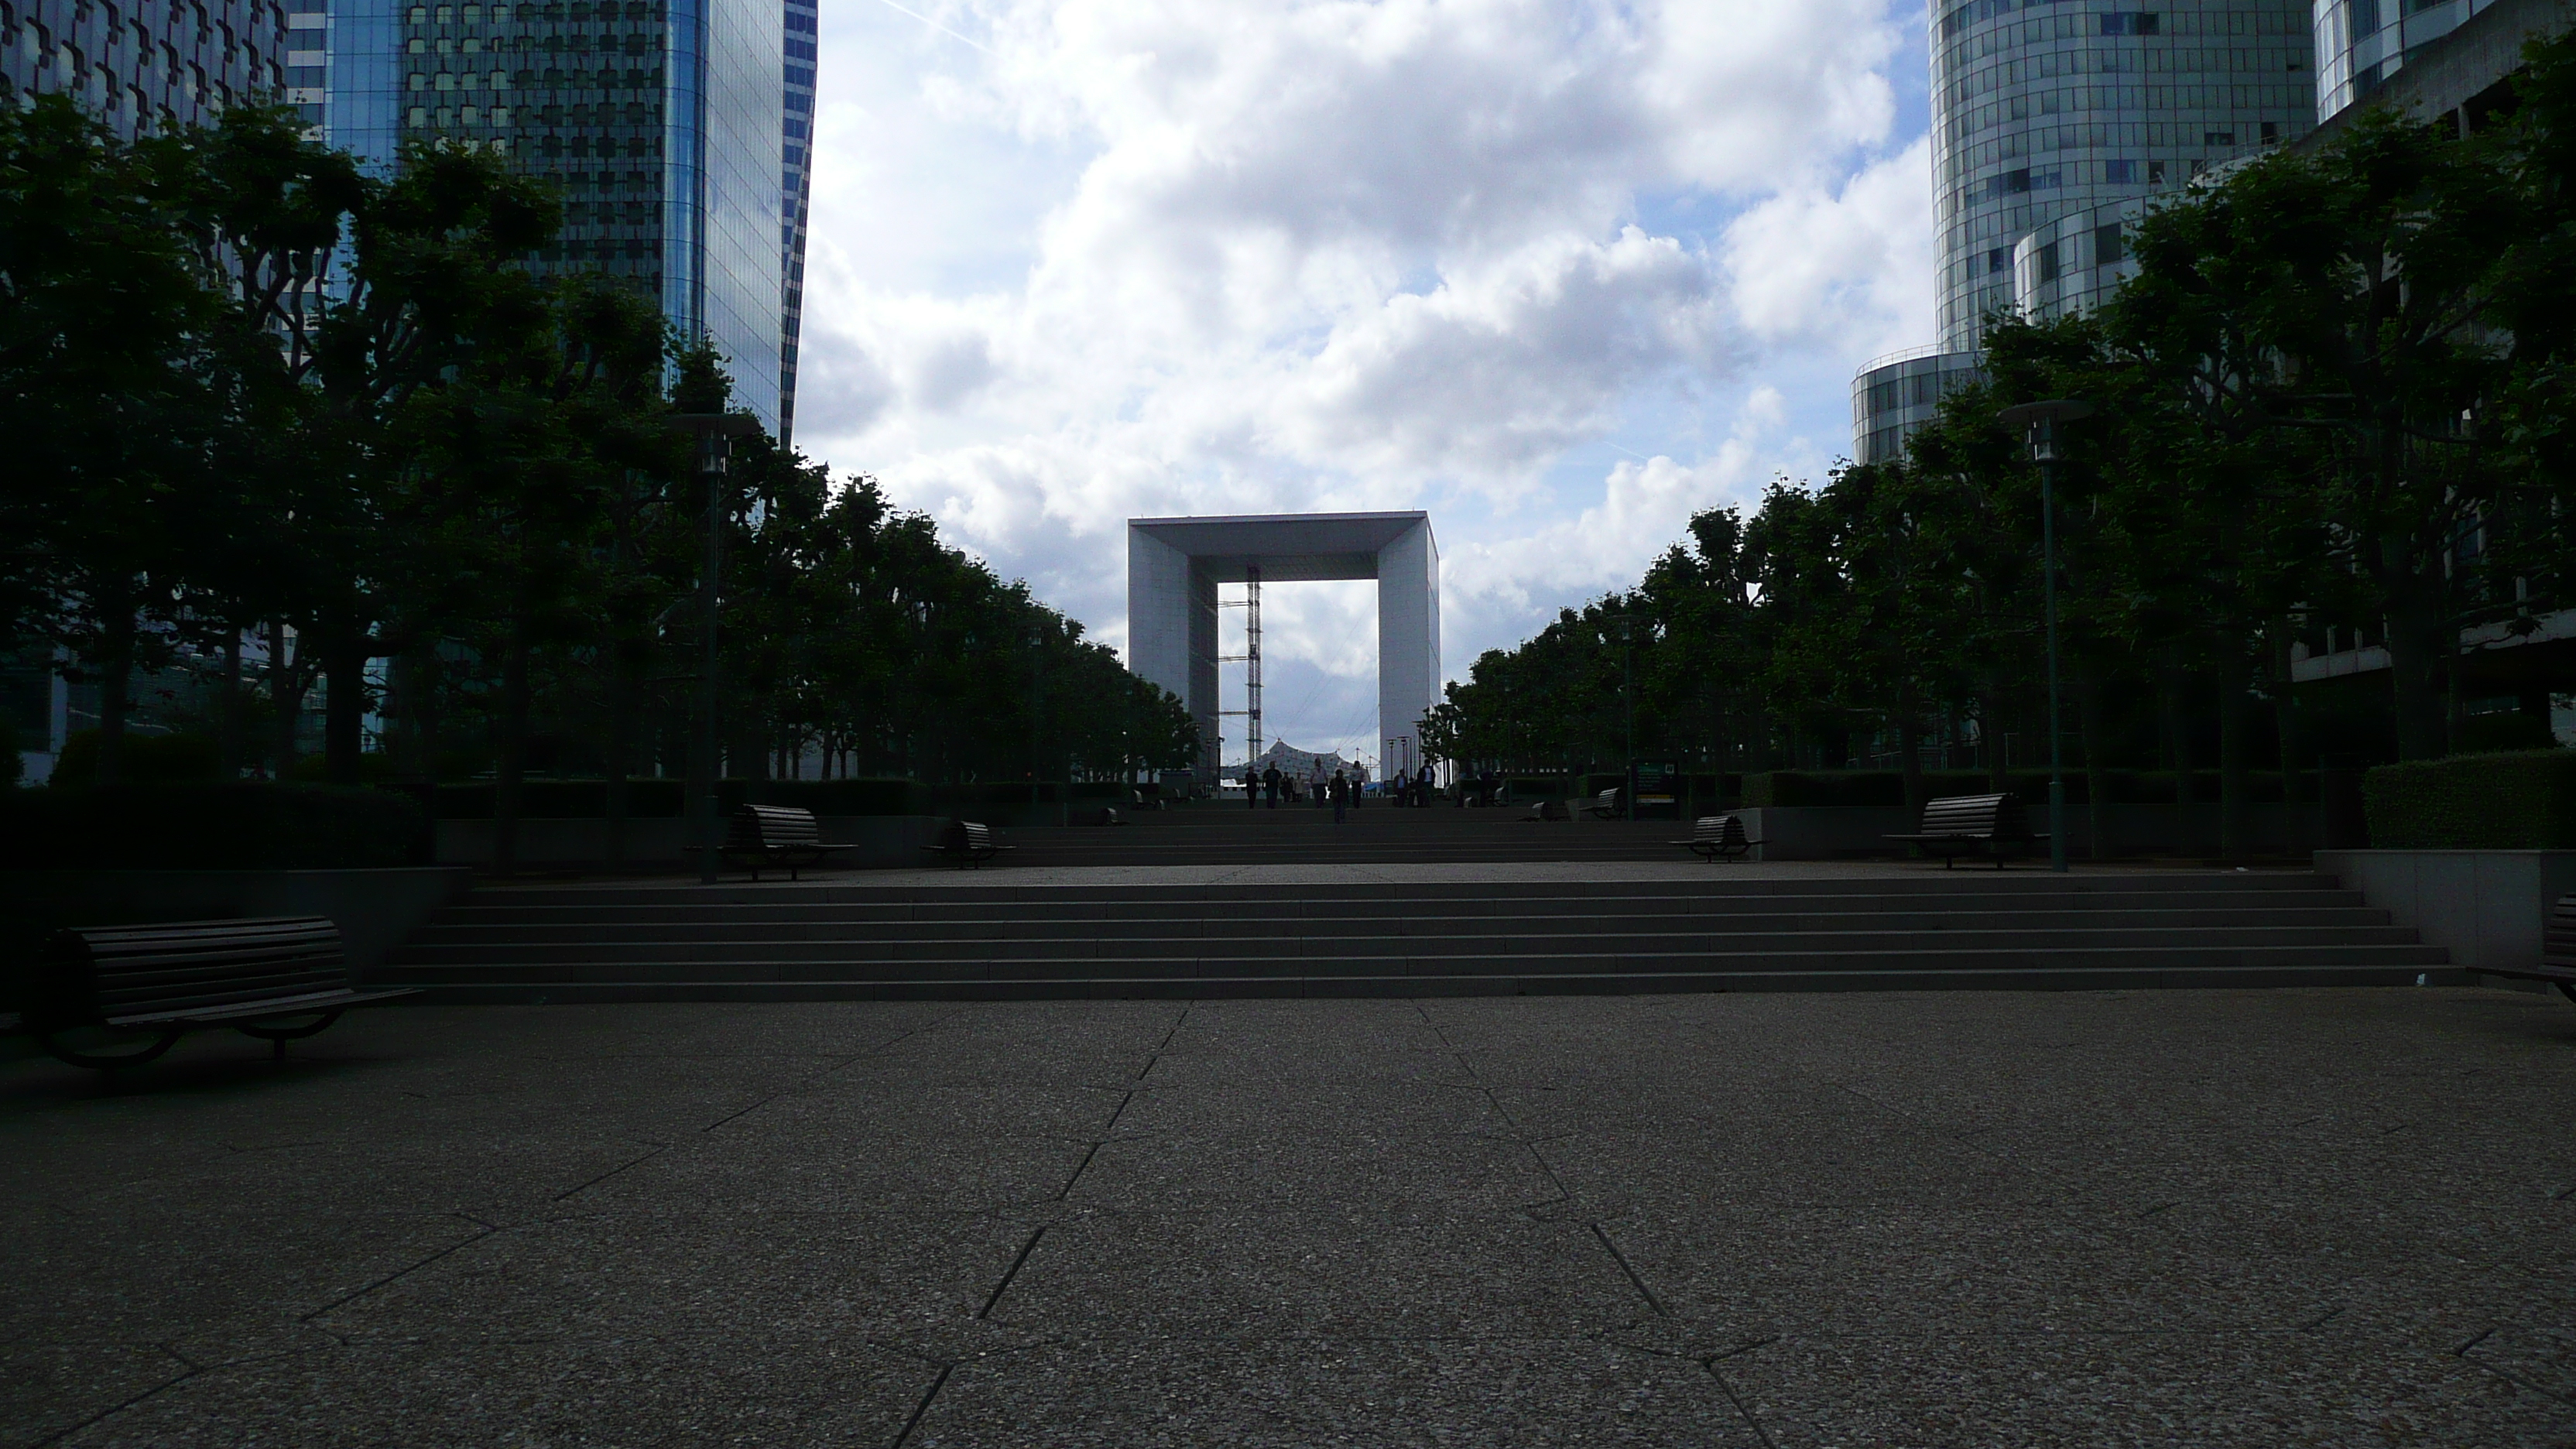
[2362,750,2576,848]
[0,783,431,868]
[1743,770,2303,809]
[422,778,1139,818]
[47,731,222,786]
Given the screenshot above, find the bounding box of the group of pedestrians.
[1240,761,1446,816]
[1242,761,1365,822]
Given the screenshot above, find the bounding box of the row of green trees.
[1423,36,2576,850]
[3,98,1195,848]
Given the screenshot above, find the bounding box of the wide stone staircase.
[1000,805,1688,867]
[375,872,2451,1002]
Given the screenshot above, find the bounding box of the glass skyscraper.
[1933,0,2314,351]
[2,0,286,135]
[777,0,809,444]
[313,0,793,433]
[2315,0,2509,118]
[1854,0,2317,463]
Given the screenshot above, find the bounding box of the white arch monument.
[1127,512,1440,780]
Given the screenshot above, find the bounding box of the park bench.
[720,803,853,882]
[1675,814,1765,862]
[923,818,1011,868]
[1584,787,1623,820]
[29,916,416,1069]
[1519,798,1571,822]
[2472,891,2576,1005]
[1129,784,1166,811]
[1886,792,2043,868]
[1083,806,1128,827]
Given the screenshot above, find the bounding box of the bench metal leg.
[237,1010,346,1058]
[38,1026,184,1070]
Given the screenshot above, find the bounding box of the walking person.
[1245,766,1259,809]
[1331,768,1348,824]
[1262,762,1281,809]
[1311,762,1327,808]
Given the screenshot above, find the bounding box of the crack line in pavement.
[1702,1362,1782,1449]
[887,1364,953,1449]
[1053,1003,1193,1201]
[699,1009,971,1135]
[1588,1222,1667,1317]
[553,1142,671,1201]
[979,1225,1050,1318]
[25,1359,200,1449]
[2297,1305,2345,1331]
[1414,1004,1570,1205]
[300,1214,501,1322]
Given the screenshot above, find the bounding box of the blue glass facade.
[315,0,786,432]
[778,0,810,444]
[1930,0,2314,350]
[2,0,286,136]
[2315,0,2504,118]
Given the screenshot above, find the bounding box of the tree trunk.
[492,624,531,877]
[321,624,369,786]
[219,629,244,779]
[2383,557,2452,760]
[1981,688,2008,792]
[2217,646,2249,863]
[2160,647,2195,858]
[2271,624,2304,805]
[1895,677,1927,822]
[2077,660,2108,861]
[94,588,135,786]
[605,638,634,870]
[269,619,300,779]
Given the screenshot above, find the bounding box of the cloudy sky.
[796,0,1936,766]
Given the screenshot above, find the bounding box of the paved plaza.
[5,985,2575,1446]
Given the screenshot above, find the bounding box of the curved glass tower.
[2315,0,2506,118]
[1931,0,2316,351]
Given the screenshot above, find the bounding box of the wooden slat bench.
[1886,792,2044,869]
[1675,814,1764,862]
[720,804,854,882]
[2472,891,2576,1005]
[923,819,1012,868]
[30,916,416,1069]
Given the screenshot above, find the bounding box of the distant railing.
[1854,341,1981,377]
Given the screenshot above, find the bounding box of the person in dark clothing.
[1262,762,1281,808]
[1330,769,1349,824]
[1245,766,1259,809]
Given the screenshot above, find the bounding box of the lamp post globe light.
[1994,399,2093,875]
[664,413,763,886]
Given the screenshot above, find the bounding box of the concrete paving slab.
[3,988,2571,1446]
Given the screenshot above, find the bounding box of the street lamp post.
[666,413,761,885]
[1615,614,1636,821]
[1996,399,2093,875]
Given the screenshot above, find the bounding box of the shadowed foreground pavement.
[5,988,2574,1446]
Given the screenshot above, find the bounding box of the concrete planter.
[1738,803,2324,861]
[434,814,952,869]
[0,866,471,977]
[2314,849,2576,976]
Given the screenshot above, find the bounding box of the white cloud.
[799,0,1932,760]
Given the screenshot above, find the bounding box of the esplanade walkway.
[8,814,2571,1446]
